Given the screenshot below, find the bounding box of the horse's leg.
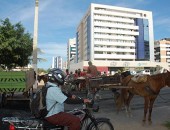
[122,89,130,115]
[117,89,128,113]
[143,97,149,123]
[126,92,134,117]
[148,96,157,124]
[123,92,129,115]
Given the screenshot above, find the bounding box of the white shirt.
[46,82,67,117]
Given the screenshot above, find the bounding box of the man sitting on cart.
[86,61,98,78]
[85,61,99,94]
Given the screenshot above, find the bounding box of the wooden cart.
[87,74,131,101]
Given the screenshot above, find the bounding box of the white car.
[136,69,150,75]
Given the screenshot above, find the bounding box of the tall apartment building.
[70,3,168,73]
[155,38,170,68]
[76,3,154,63]
[52,56,63,69]
[62,60,67,70]
[67,38,76,68]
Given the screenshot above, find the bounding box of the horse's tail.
[115,75,132,112]
[115,88,128,112]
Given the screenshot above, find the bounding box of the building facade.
[155,38,170,68]
[67,38,76,68]
[72,3,156,73]
[52,56,63,69]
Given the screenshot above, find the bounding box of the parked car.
[136,69,150,75]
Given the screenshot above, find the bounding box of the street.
[0,87,170,130]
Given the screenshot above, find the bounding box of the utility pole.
[33,0,39,88]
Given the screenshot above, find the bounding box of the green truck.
[0,69,35,107]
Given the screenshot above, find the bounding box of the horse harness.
[130,75,159,95]
[142,73,168,95]
[144,85,158,95]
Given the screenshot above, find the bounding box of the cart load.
[0,69,35,93]
[0,69,35,107]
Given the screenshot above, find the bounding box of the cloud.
[37,42,67,69]
[153,15,170,33]
[8,0,84,35]
[154,17,170,26]
[39,1,84,29]
[18,0,54,22]
[18,7,34,22]
[38,42,67,58]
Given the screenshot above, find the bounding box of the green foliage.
[0,66,4,71]
[0,18,33,70]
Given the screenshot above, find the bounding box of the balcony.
[94,54,135,59]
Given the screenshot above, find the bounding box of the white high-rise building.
[70,3,168,73]
[52,56,63,69]
[67,38,76,68]
[77,3,154,62]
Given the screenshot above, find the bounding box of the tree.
[0,18,33,70]
[38,68,48,74]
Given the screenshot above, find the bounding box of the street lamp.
[33,0,39,88]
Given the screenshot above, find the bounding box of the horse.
[117,71,170,124]
[37,74,48,84]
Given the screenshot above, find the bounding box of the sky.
[0,0,170,70]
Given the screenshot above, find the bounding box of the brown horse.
[118,71,170,124]
[38,74,48,84]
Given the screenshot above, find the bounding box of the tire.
[43,127,64,130]
[42,125,64,130]
[87,120,114,130]
[81,118,89,130]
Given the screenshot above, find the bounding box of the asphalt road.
[0,87,170,130]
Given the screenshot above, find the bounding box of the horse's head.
[121,75,133,86]
[37,74,48,83]
[121,71,131,79]
[165,70,170,87]
[37,75,42,83]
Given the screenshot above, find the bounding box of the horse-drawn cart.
[87,74,123,99]
[89,74,122,89]
[65,72,130,99]
[0,69,35,107]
